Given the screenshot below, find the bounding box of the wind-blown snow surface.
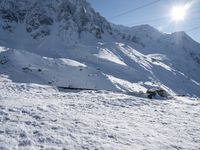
[0,78,200,149]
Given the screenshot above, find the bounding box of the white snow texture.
[0,0,200,149]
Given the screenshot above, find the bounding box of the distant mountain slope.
[113,24,200,83]
[0,0,200,97]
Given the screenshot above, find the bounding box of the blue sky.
[88,0,200,42]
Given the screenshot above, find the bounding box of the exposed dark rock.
[190,52,200,64]
[146,88,169,99]
[0,56,8,64]
[22,67,32,73]
[0,0,113,40]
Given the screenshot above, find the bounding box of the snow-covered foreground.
[0,80,200,150]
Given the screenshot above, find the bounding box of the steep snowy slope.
[114,24,200,83]
[0,0,113,49]
[0,47,117,91]
[0,0,200,97]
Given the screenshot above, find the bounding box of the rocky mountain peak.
[0,0,112,40]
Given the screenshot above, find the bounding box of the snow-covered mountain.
[0,0,200,97]
[0,0,113,47]
[1,1,200,149]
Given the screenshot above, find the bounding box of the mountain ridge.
[0,0,200,97]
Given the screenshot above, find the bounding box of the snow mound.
[0,47,118,91]
[0,80,200,149]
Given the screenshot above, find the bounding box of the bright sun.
[170,5,188,22]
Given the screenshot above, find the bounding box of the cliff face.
[0,0,112,40]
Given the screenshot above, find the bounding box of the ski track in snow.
[0,82,200,150]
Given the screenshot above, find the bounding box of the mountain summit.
[0,0,112,43]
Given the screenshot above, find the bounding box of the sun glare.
[170,5,189,22]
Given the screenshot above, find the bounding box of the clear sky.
[88,0,200,43]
